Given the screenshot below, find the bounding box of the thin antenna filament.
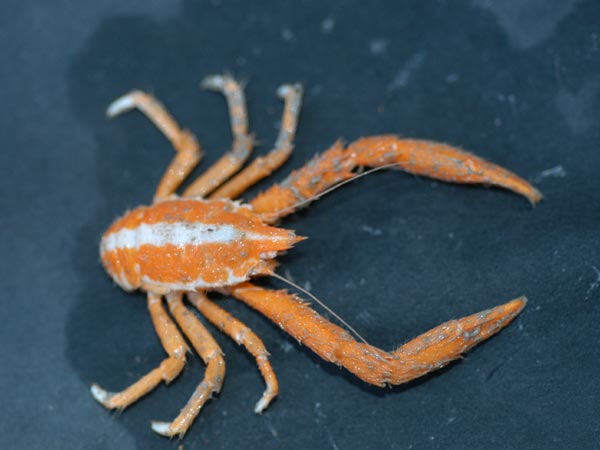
[271,272,369,345]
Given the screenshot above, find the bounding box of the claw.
[252,135,542,222]
[394,297,527,379]
[350,136,542,205]
[233,283,528,388]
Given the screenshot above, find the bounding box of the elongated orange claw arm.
[350,136,542,204]
[231,283,526,386]
[250,135,542,222]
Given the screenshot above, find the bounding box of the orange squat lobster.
[93,75,541,438]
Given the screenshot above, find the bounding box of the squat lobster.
[92,75,541,438]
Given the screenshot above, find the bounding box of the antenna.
[274,163,400,216]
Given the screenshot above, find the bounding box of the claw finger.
[396,296,528,371]
[233,283,527,387]
[350,136,543,205]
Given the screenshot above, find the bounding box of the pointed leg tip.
[253,395,271,414]
[528,188,543,206]
[253,386,277,414]
[276,83,303,98]
[151,421,175,437]
[90,383,114,407]
[106,94,136,118]
[201,75,226,91]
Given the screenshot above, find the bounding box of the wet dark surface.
[1,1,599,449]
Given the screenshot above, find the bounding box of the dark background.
[1,1,599,449]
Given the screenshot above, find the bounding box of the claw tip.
[503,296,528,318]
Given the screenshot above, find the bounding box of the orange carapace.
[92,75,541,438]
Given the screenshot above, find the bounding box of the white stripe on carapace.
[101,222,287,253]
